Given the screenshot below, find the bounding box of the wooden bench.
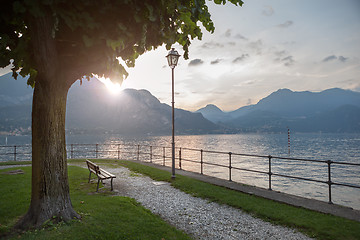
[86,160,116,192]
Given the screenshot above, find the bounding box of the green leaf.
[106,39,125,51]
[26,69,37,88]
[82,35,93,47]
[134,14,141,23]
[117,23,127,31]
[145,3,156,22]
[214,0,225,5]
[28,2,44,17]
[13,1,26,13]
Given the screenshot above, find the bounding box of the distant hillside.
[0,74,220,135]
[0,73,33,108]
[0,73,32,134]
[196,88,360,133]
[248,88,360,118]
[290,105,360,132]
[1,72,359,134]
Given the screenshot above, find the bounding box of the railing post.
[150,146,152,163]
[179,148,182,170]
[327,160,333,204]
[137,145,140,161]
[117,144,120,159]
[228,152,232,181]
[14,146,17,161]
[71,144,73,159]
[200,149,203,175]
[163,147,165,166]
[268,155,272,191]
[95,144,98,158]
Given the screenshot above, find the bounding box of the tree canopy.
[1,0,243,87]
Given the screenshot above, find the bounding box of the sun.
[95,75,123,95]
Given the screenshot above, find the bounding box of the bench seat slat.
[99,170,116,178]
[98,173,115,179]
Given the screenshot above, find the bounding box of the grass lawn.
[0,165,191,240]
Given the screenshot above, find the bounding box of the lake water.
[1,133,359,210]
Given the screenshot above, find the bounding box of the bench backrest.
[86,160,100,175]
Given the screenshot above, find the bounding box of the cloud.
[188,59,204,67]
[322,55,337,62]
[223,30,248,41]
[338,56,348,62]
[201,41,224,49]
[233,79,256,87]
[246,98,252,105]
[274,50,287,57]
[322,55,348,63]
[234,34,248,41]
[248,40,263,55]
[233,54,249,63]
[281,56,295,66]
[274,50,293,65]
[277,20,294,28]
[340,79,360,92]
[225,29,232,38]
[262,6,274,16]
[282,41,296,45]
[223,29,248,41]
[211,59,223,65]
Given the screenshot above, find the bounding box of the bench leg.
[110,178,114,191]
[96,178,100,192]
[88,171,92,183]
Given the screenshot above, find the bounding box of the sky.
[115,0,360,111]
[1,0,360,112]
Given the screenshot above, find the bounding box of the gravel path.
[0,165,30,170]
[109,166,312,240]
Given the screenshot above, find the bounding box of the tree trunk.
[16,13,80,229]
[16,77,80,229]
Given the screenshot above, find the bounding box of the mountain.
[290,105,360,132]
[2,71,360,134]
[0,73,33,108]
[195,88,360,133]
[195,104,229,123]
[66,80,220,135]
[0,74,219,135]
[0,73,33,134]
[247,88,360,118]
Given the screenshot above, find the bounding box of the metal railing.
[1,143,359,206]
[0,145,32,161]
[177,147,360,204]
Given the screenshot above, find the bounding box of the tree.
[0,0,243,229]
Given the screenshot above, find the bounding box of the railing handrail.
[180,146,360,166]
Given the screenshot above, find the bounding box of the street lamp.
[166,48,180,179]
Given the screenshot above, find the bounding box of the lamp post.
[166,48,180,179]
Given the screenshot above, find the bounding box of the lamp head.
[166,48,180,69]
